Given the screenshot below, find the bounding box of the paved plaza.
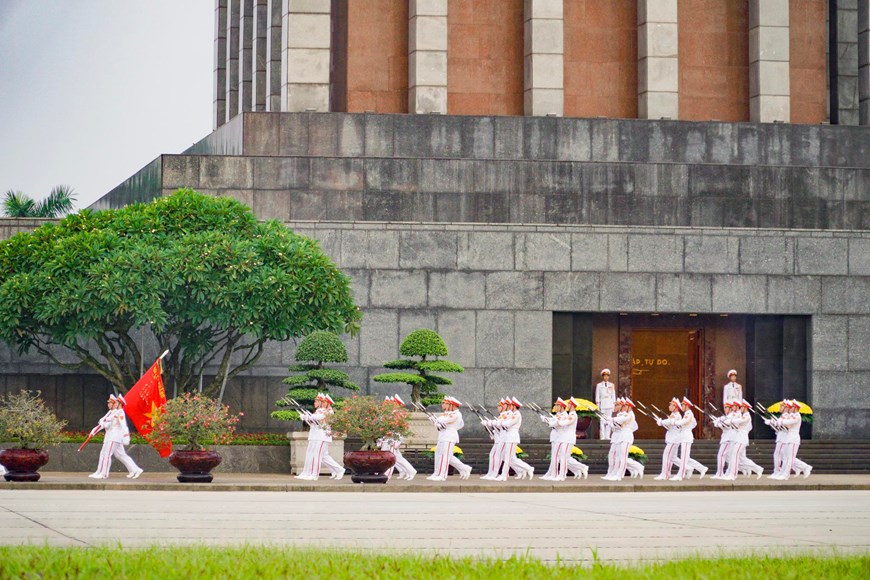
[1,487,868,563]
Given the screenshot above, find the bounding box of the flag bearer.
[295,393,345,481]
[89,394,143,480]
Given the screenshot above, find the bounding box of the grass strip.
[0,545,868,579]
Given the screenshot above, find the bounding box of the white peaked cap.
[601,368,611,375]
[727,369,737,378]
[393,394,405,406]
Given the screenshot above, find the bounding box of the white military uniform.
[378,433,416,480]
[428,409,471,481]
[543,409,577,481]
[723,379,743,405]
[595,380,616,439]
[481,410,508,479]
[496,408,534,480]
[625,457,644,478]
[603,408,635,481]
[91,408,142,479]
[767,409,802,480]
[734,407,763,478]
[656,410,683,480]
[296,407,345,480]
[712,409,737,479]
[670,408,708,479]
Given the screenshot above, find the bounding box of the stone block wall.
[93,113,870,231]
[2,220,870,438]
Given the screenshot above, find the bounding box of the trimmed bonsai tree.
[272,330,359,421]
[372,329,463,406]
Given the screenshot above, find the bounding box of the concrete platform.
[3,472,869,493]
[1,487,868,562]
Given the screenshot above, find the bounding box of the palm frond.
[34,185,77,217]
[2,190,37,217]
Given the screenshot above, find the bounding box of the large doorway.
[630,328,702,438]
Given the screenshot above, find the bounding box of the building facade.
[4,1,870,440]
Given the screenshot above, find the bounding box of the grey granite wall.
[92,113,870,230]
[4,213,869,438]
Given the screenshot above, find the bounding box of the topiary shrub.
[271,331,358,421]
[371,329,463,406]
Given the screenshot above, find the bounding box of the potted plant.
[328,396,411,484]
[372,329,464,406]
[0,390,66,482]
[272,331,359,424]
[572,398,599,439]
[149,392,242,483]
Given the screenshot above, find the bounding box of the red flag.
[124,358,172,457]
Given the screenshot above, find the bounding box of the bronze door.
[630,328,703,439]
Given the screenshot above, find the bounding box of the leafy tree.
[0,189,361,398]
[2,185,77,217]
[372,329,463,406]
[272,330,359,421]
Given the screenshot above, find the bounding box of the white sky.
[0,0,213,210]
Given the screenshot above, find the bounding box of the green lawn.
[0,546,867,579]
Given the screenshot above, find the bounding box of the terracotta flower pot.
[1,448,50,482]
[168,449,222,483]
[575,416,593,439]
[343,450,396,484]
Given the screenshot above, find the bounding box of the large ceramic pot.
[1,448,50,482]
[169,449,222,483]
[343,450,396,484]
[576,416,593,439]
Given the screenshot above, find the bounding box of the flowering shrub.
[329,396,411,451]
[59,431,290,447]
[573,399,600,419]
[421,445,464,460]
[515,445,528,459]
[629,445,648,465]
[0,390,66,450]
[149,393,242,451]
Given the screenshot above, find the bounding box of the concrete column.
[226,0,240,122]
[637,0,679,119]
[749,0,790,122]
[265,0,282,111]
[214,0,228,128]
[253,0,267,111]
[523,0,564,116]
[860,0,870,124]
[281,0,332,112]
[408,0,448,114]
[835,0,860,124]
[239,0,254,114]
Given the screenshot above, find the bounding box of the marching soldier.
[735,399,764,479]
[295,393,345,481]
[655,398,686,481]
[505,397,535,479]
[674,397,708,479]
[541,397,576,481]
[379,395,417,481]
[766,399,805,480]
[89,394,143,480]
[563,397,589,480]
[711,401,738,479]
[723,370,743,405]
[481,398,508,480]
[602,397,637,481]
[595,369,616,440]
[427,396,472,481]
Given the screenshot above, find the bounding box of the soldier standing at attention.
[595,369,616,440]
[89,394,143,480]
[723,370,743,405]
